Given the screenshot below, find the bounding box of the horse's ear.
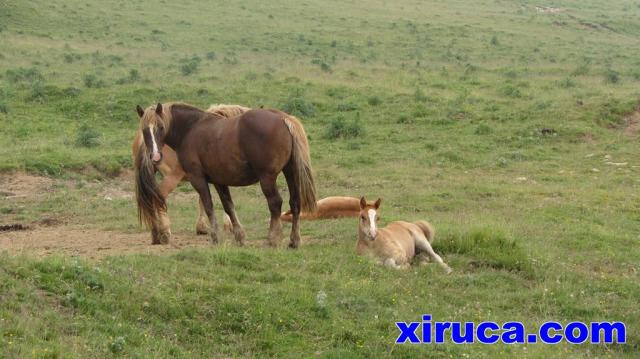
[374,198,382,209]
[155,103,163,115]
[136,105,144,118]
[360,196,367,209]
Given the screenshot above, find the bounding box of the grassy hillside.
[0,0,639,357]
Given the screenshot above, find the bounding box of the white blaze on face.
[368,208,377,238]
[149,124,161,162]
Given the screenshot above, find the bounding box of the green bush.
[282,88,316,117]
[367,96,381,106]
[180,56,201,75]
[604,68,620,84]
[76,124,100,148]
[83,74,106,88]
[324,116,364,139]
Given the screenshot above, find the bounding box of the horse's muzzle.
[151,152,163,164]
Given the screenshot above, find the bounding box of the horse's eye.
[376,216,380,221]
[360,216,366,221]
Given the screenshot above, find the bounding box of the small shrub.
[76,124,100,147]
[206,51,216,60]
[0,102,8,114]
[83,74,105,88]
[29,81,47,101]
[501,85,521,98]
[604,68,619,84]
[324,116,364,139]
[320,62,331,72]
[490,35,499,46]
[331,40,337,47]
[180,56,201,75]
[281,88,315,117]
[475,123,493,135]
[396,113,413,124]
[6,67,43,83]
[558,77,576,88]
[336,102,357,111]
[109,337,126,354]
[367,96,381,106]
[62,87,81,97]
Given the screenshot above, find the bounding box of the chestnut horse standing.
[134,102,317,248]
[131,104,248,244]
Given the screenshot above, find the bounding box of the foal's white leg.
[383,258,408,270]
[414,235,452,274]
[196,200,232,234]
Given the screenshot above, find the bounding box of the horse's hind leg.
[196,199,233,235]
[414,233,452,274]
[189,175,219,244]
[259,174,283,246]
[214,184,246,246]
[283,163,301,248]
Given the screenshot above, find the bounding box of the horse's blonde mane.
[139,102,182,130]
[206,104,251,119]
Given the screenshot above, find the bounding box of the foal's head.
[136,103,169,164]
[358,196,382,240]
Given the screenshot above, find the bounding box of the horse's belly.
[207,164,259,187]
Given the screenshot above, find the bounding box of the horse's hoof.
[234,230,246,246]
[209,232,220,244]
[196,228,209,235]
[288,241,299,249]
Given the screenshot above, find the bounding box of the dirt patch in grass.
[0,172,56,199]
[0,225,213,259]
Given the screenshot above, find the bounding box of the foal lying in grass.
[356,197,452,273]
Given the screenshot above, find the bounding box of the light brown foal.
[356,197,452,273]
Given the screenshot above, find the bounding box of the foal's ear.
[155,103,163,115]
[136,105,144,118]
[374,198,382,209]
[360,196,367,209]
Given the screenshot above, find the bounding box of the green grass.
[0,0,639,357]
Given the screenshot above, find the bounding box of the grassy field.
[1,0,639,357]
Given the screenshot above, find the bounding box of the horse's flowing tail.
[283,116,317,212]
[414,220,435,243]
[134,142,166,228]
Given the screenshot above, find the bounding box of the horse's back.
[237,109,293,173]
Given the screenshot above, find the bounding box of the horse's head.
[359,196,382,240]
[136,103,168,164]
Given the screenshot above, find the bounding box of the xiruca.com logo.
[396,315,626,344]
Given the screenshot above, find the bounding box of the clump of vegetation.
[0,101,8,114]
[281,88,315,117]
[367,96,381,106]
[558,77,576,88]
[396,113,413,124]
[116,69,140,84]
[435,228,534,277]
[572,64,589,76]
[83,73,106,88]
[604,68,620,84]
[206,51,216,60]
[490,35,499,46]
[501,84,521,98]
[336,102,357,111]
[324,116,365,139]
[180,56,201,75]
[76,124,100,147]
[474,123,493,135]
[6,67,43,84]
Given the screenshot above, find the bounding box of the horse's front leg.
[259,174,283,246]
[214,184,246,246]
[189,175,219,244]
[151,173,182,244]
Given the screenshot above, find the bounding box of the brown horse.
[134,102,317,248]
[131,104,249,244]
[280,196,376,222]
[356,197,451,273]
